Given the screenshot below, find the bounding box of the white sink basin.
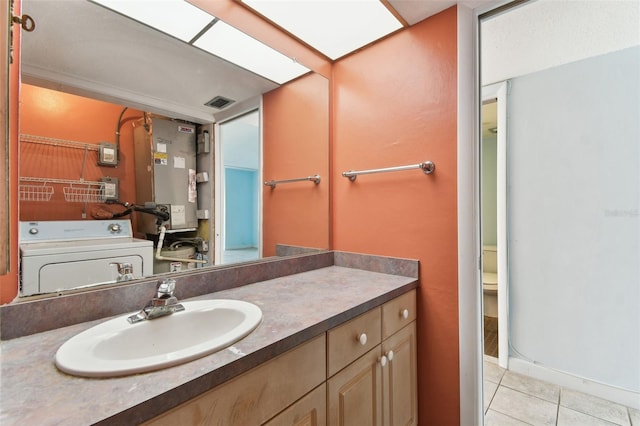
[55,299,262,378]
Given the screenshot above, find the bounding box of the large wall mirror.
[14,0,329,299]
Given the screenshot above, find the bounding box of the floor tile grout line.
[489,404,536,426]
[485,371,504,414]
[491,384,559,426]
[498,381,561,405]
[498,383,560,406]
[560,405,627,426]
[558,386,633,426]
[555,387,561,426]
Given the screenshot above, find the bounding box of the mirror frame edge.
[1,0,10,276]
[1,0,21,306]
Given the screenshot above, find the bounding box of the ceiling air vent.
[205,96,235,109]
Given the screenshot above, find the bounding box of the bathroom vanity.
[145,290,417,426]
[0,251,418,425]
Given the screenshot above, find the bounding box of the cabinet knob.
[379,355,388,367]
[357,333,368,346]
[386,350,394,362]
[401,308,409,319]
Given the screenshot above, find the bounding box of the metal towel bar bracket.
[264,174,321,188]
[342,161,435,181]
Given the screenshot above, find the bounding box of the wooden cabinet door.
[327,346,383,426]
[263,384,326,426]
[382,322,417,426]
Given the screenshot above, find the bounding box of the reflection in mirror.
[15,0,329,298]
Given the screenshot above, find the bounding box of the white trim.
[509,357,640,410]
[214,122,222,265]
[257,97,264,259]
[457,4,483,426]
[482,81,509,369]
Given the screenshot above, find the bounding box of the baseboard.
[508,357,640,409]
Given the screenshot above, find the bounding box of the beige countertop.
[0,265,417,425]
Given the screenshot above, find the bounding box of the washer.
[19,220,153,296]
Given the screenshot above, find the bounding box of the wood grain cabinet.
[381,290,418,426]
[382,322,417,426]
[263,383,326,426]
[327,289,417,426]
[144,290,416,426]
[143,335,326,426]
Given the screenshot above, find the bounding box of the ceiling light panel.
[242,0,403,60]
[194,21,310,84]
[91,0,214,42]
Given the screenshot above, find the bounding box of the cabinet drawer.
[382,289,416,339]
[327,307,381,377]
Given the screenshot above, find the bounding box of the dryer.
[19,220,153,297]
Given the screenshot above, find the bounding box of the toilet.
[483,245,498,318]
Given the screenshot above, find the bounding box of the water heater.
[133,117,198,234]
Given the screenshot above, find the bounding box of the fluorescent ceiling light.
[91,0,214,42]
[242,0,403,60]
[194,21,310,84]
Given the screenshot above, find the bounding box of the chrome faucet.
[127,278,185,324]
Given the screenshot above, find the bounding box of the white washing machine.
[19,220,153,296]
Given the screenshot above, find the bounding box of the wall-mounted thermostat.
[98,142,118,167]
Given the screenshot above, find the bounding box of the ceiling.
[20,0,496,124]
[20,0,280,123]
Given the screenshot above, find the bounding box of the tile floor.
[484,358,640,426]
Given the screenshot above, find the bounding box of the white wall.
[220,111,260,170]
[481,134,497,246]
[507,45,639,392]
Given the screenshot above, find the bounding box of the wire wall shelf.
[19,177,105,203]
[19,133,107,204]
[20,134,100,151]
[19,184,55,202]
[63,184,105,203]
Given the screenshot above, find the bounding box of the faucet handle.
[110,262,134,282]
[156,278,176,298]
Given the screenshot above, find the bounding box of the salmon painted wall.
[332,7,459,425]
[19,84,141,221]
[262,73,329,255]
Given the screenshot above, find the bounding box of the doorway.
[216,110,261,265]
[481,82,508,368]
[481,99,498,359]
[477,0,640,419]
